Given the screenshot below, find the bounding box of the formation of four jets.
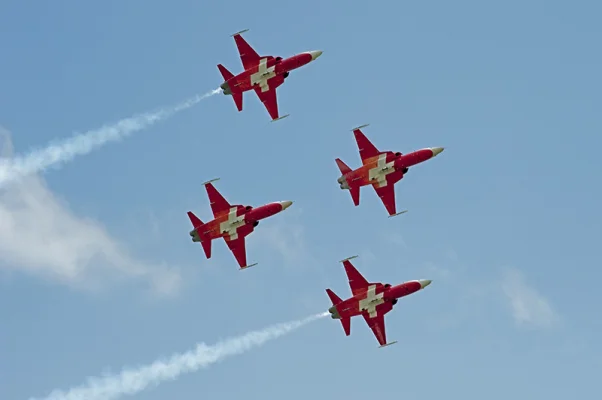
[188,30,444,347]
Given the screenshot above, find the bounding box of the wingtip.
[270,114,290,122]
[351,124,370,131]
[388,210,408,218]
[378,341,398,348]
[239,262,258,270]
[202,178,220,186]
[339,255,359,263]
[230,29,249,37]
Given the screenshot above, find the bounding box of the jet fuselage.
[220,51,322,95]
[189,201,292,242]
[328,279,432,319]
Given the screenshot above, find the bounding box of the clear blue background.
[1,0,601,399]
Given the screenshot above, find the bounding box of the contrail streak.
[0,88,222,188]
[29,312,329,400]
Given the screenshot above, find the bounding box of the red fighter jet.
[187,178,293,270]
[217,29,323,121]
[326,256,432,348]
[335,124,444,217]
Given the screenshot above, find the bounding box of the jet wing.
[372,178,398,216]
[342,258,370,297]
[361,307,396,348]
[341,257,383,297]
[252,75,286,121]
[352,126,381,165]
[204,180,237,218]
[233,31,261,71]
[253,86,279,120]
[224,234,256,269]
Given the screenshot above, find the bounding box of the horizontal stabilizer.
[349,186,360,206]
[217,64,235,81]
[231,29,249,37]
[270,114,290,122]
[232,92,243,111]
[239,262,258,270]
[202,178,221,186]
[200,240,212,259]
[335,158,352,175]
[187,211,203,227]
[388,210,408,218]
[378,340,398,348]
[340,316,351,336]
[351,124,370,131]
[326,288,343,305]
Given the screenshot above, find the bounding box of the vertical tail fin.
[326,289,351,336]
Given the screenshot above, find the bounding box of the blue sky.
[1,0,601,399]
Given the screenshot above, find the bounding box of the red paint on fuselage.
[224,53,314,93]
[394,148,436,169]
[245,202,284,221]
[341,148,438,189]
[334,280,424,319]
[194,202,286,241]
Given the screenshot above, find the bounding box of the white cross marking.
[250,58,276,92]
[220,207,245,240]
[358,285,384,318]
[368,154,395,188]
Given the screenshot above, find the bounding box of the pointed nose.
[419,279,432,288]
[280,201,293,210]
[308,50,323,61]
[430,147,444,156]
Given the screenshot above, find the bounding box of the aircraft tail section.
[349,186,360,206]
[326,288,343,305]
[187,211,203,228]
[231,92,243,111]
[187,211,212,259]
[336,158,360,206]
[335,158,352,175]
[200,240,212,259]
[326,289,351,336]
[217,63,235,81]
[217,64,243,111]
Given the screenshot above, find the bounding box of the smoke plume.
[0,88,221,188]
[29,312,328,400]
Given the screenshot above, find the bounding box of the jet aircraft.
[217,29,323,121]
[335,124,445,217]
[326,256,432,348]
[187,178,293,269]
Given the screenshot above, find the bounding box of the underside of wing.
[362,312,388,347]
[253,85,279,120]
[224,235,251,269]
[205,182,232,218]
[372,180,397,216]
[253,74,285,121]
[233,33,261,71]
[342,259,371,297]
[353,128,381,165]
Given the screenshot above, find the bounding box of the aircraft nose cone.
[280,201,293,210]
[419,279,432,288]
[309,50,323,60]
[431,147,444,156]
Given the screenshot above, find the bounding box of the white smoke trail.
[0,88,222,189]
[29,312,329,400]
